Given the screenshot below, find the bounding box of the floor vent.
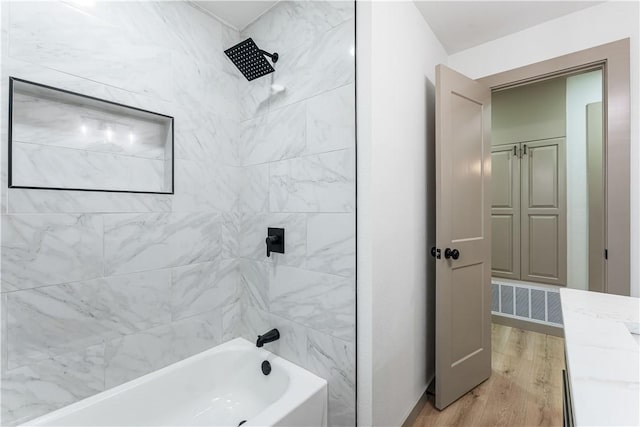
[492,280,563,327]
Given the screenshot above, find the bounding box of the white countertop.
[560,288,640,426]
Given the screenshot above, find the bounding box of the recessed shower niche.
[8,77,174,194]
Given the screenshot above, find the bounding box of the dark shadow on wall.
[425,76,437,386]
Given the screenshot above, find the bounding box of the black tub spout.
[256,328,280,347]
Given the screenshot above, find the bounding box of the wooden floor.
[413,324,565,427]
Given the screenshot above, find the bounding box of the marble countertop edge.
[560,288,640,427]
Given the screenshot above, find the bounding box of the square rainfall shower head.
[225,38,275,82]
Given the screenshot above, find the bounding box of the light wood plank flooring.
[414,324,565,427]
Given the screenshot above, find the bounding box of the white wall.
[448,0,640,296]
[566,70,603,291]
[357,1,447,425]
[358,3,639,425]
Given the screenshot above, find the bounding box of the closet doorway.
[481,39,630,296]
[490,70,603,290]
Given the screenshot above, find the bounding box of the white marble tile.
[1,344,105,427]
[218,14,240,50]
[238,213,267,261]
[241,304,271,344]
[103,212,221,275]
[239,213,306,267]
[6,269,171,369]
[269,149,355,213]
[170,50,207,115]
[170,309,224,359]
[240,102,306,166]
[306,84,355,155]
[0,2,251,424]
[7,189,171,214]
[239,259,270,311]
[0,3,357,426]
[1,295,7,373]
[306,329,356,427]
[226,303,304,364]
[2,58,104,102]
[237,164,269,213]
[172,159,218,212]
[267,19,355,111]
[221,301,243,342]
[1,139,7,214]
[3,58,174,120]
[1,214,103,291]
[12,88,169,160]
[0,0,8,54]
[86,2,169,49]
[149,2,227,68]
[242,1,354,59]
[266,313,308,369]
[103,212,174,274]
[269,266,355,341]
[172,54,238,124]
[237,74,272,122]
[220,212,241,259]
[174,113,239,167]
[12,142,168,193]
[264,214,307,268]
[201,59,242,122]
[210,165,242,213]
[172,162,240,214]
[103,325,173,390]
[104,308,223,389]
[9,2,174,100]
[171,259,239,321]
[306,213,355,277]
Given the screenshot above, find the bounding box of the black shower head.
[224,38,279,82]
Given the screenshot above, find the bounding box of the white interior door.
[434,64,492,410]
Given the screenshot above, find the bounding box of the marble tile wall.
[237,2,356,426]
[0,1,242,425]
[0,1,357,426]
[10,86,173,192]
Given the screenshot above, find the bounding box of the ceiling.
[194,1,603,50]
[414,1,604,54]
[193,1,279,30]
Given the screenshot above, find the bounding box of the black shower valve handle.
[265,227,285,258]
[265,235,279,257]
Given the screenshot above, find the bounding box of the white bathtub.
[23,338,327,427]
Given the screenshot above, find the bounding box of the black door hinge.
[605,249,608,260]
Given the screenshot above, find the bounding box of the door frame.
[479,38,631,296]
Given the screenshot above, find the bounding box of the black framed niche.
[8,77,174,194]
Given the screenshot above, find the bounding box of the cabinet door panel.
[491,144,520,279]
[529,145,559,208]
[521,138,567,285]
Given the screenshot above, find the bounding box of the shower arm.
[260,50,279,64]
